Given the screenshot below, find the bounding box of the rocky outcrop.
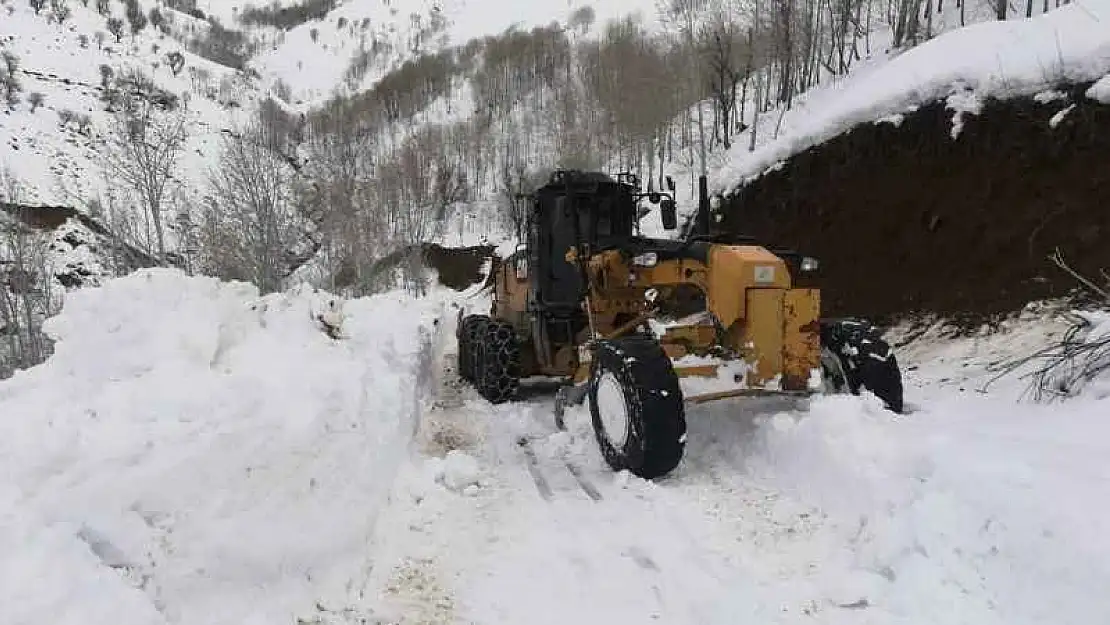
[0,202,162,288]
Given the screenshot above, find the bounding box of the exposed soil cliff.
[719,81,1110,325]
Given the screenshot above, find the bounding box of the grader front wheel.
[588,336,687,480]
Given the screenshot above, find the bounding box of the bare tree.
[299,100,380,291]
[102,94,188,257]
[699,3,750,149]
[50,0,70,23]
[166,51,185,76]
[659,0,712,175]
[373,127,468,294]
[498,161,533,240]
[200,116,313,293]
[0,166,60,379]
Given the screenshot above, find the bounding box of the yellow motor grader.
[457,170,902,479]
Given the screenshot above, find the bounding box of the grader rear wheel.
[456,314,489,383]
[473,318,521,404]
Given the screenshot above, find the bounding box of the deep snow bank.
[0,269,444,625]
[742,319,1110,625]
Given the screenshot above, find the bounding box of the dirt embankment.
[1,202,162,287]
[355,243,495,292]
[720,82,1110,326]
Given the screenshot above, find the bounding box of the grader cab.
[457,169,902,479]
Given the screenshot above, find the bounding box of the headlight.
[800,256,820,272]
[632,252,658,267]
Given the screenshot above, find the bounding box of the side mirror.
[665,176,675,192]
[660,199,677,230]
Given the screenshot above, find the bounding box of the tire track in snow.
[516,437,554,501]
[397,327,857,624]
[516,434,604,502]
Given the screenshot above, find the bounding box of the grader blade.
[685,387,814,405]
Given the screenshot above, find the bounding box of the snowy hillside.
[0,0,269,207]
[0,0,662,207]
[251,0,664,103]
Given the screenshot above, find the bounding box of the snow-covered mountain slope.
[0,0,271,207]
[0,269,448,624]
[252,0,663,103]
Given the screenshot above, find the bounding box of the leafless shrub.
[27,91,44,113]
[74,113,92,135]
[0,52,23,112]
[107,17,124,42]
[57,108,77,127]
[49,0,69,23]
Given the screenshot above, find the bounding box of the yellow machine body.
[491,243,822,400]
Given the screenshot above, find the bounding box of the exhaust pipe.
[697,175,710,236]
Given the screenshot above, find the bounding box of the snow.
[1087,74,1110,103]
[0,269,445,624]
[3,269,1109,623]
[946,89,984,139]
[1049,102,1077,127]
[744,391,1110,624]
[710,0,1110,195]
[5,0,1110,620]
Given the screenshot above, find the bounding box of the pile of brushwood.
[988,249,1110,401]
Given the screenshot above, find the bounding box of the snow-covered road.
[360,307,1110,625]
